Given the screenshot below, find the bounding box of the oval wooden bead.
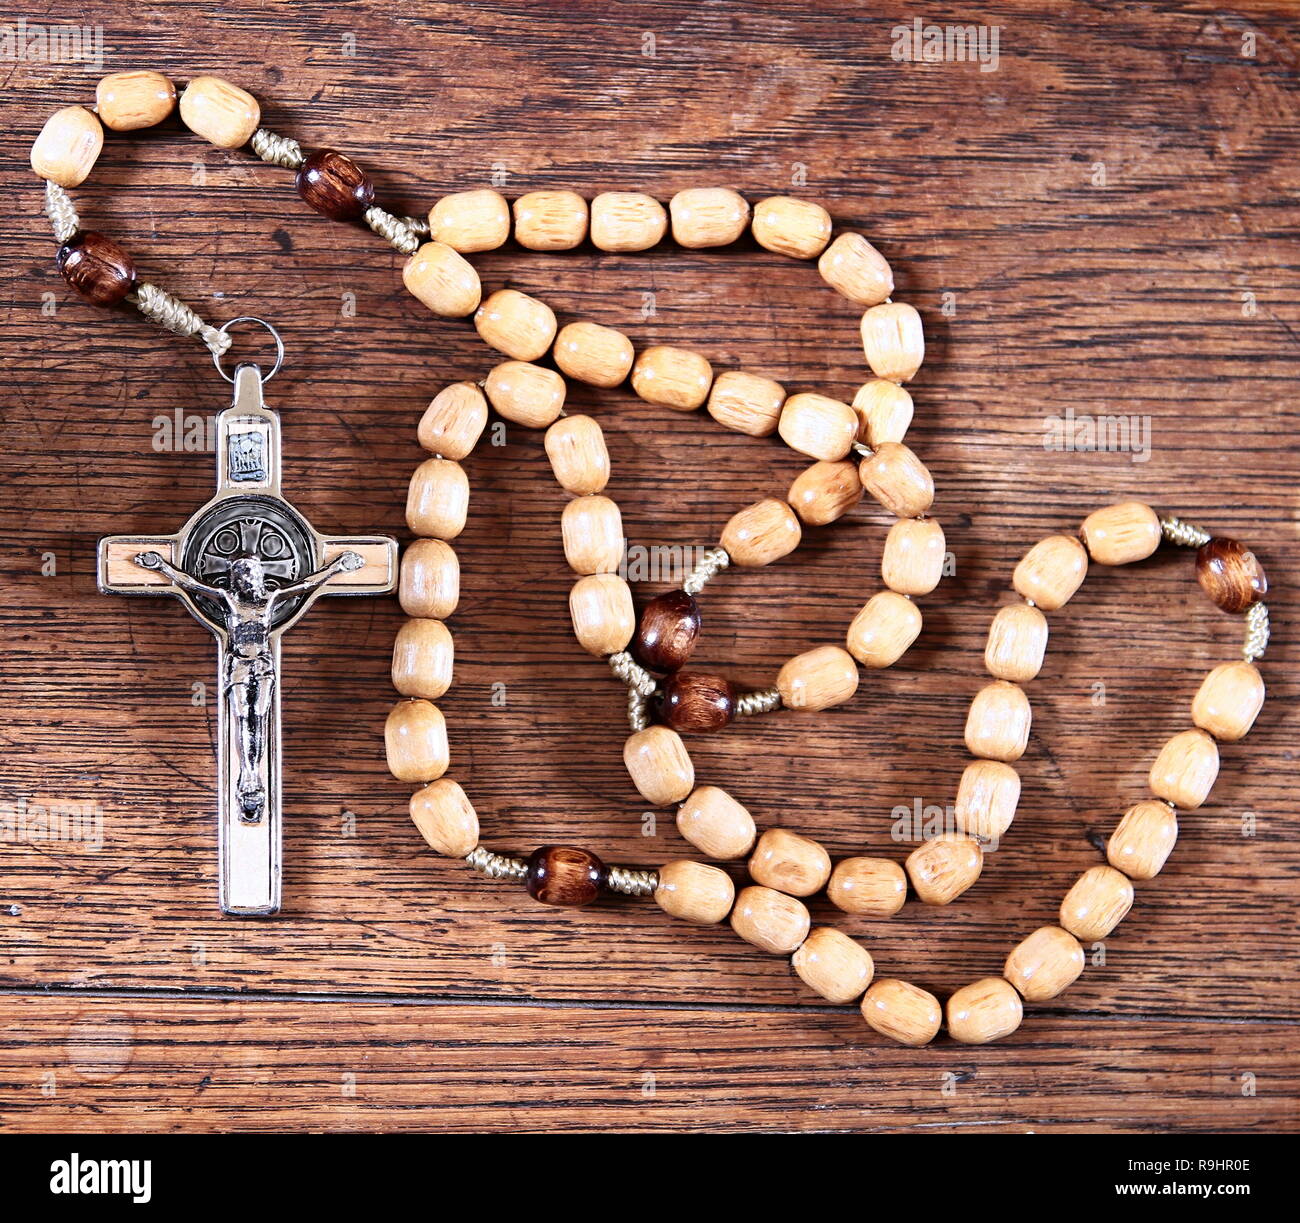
[777,645,860,712]
[56,231,136,306]
[676,785,756,860]
[793,927,875,1004]
[964,680,1031,763]
[484,360,566,428]
[406,458,469,540]
[1192,661,1265,741]
[569,573,635,657]
[391,617,454,700]
[545,414,610,494]
[1004,926,1085,1002]
[409,777,478,858]
[1059,864,1134,941]
[853,379,914,447]
[817,232,894,306]
[1081,501,1161,566]
[846,590,922,668]
[526,845,606,907]
[1149,728,1219,809]
[881,517,945,596]
[474,289,558,361]
[827,856,908,917]
[751,196,832,258]
[861,979,942,1047]
[861,302,925,383]
[623,725,695,806]
[631,345,713,411]
[1196,537,1267,613]
[633,590,701,672]
[590,191,667,251]
[706,370,786,437]
[721,498,802,567]
[984,603,1049,683]
[402,241,482,318]
[295,149,375,221]
[858,441,934,518]
[1107,800,1178,880]
[788,460,863,526]
[178,75,260,148]
[749,828,832,897]
[561,495,624,575]
[661,671,735,734]
[30,105,103,187]
[553,321,634,388]
[512,189,588,250]
[427,188,510,253]
[729,885,811,954]
[654,859,735,925]
[954,760,1021,842]
[384,699,449,783]
[417,382,488,460]
[399,538,459,620]
[778,392,858,461]
[906,833,983,905]
[946,977,1023,1045]
[1012,534,1088,610]
[669,187,750,248]
[96,70,176,131]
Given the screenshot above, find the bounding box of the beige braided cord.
[130,282,232,356]
[44,181,79,243]
[250,127,304,170]
[1160,515,1212,548]
[606,865,659,897]
[1243,602,1270,663]
[365,205,421,255]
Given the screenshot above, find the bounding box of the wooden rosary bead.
[1012,534,1088,610]
[706,370,786,437]
[409,777,479,858]
[1004,926,1086,1002]
[860,302,925,383]
[788,460,863,526]
[860,978,942,1047]
[729,885,811,954]
[512,189,588,250]
[661,671,736,734]
[1196,537,1267,613]
[983,603,1049,683]
[1149,728,1219,809]
[827,856,908,917]
[817,232,894,306]
[721,498,801,567]
[858,441,934,518]
[954,760,1021,842]
[474,289,558,362]
[590,191,668,251]
[669,187,750,248]
[631,345,713,411]
[778,392,858,461]
[1080,500,1161,566]
[654,859,735,924]
[544,414,611,494]
[406,458,469,539]
[1059,864,1134,941]
[96,70,176,131]
[751,195,832,259]
[676,785,757,860]
[178,75,260,149]
[1107,800,1178,880]
[853,378,914,447]
[427,189,511,253]
[561,494,624,574]
[417,382,489,460]
[526,845,606,907]
[402,241,482,318]
[553,321,635,388]
[30,105,103,187]
[906,833,983,905]
[964,680,1031,762]
[391,617,454,700]
[295,149,375,221]
[776,645,860,712]
[749,828,832,897]
[881,517,945,596]
[1191,661,1265,741]
[569,573,635,656]
[56,231,136,306]
[623,725,695,805]
[484,360,566,428]
[633,590,701,672]
[399,538,459,620]
[946,977,1023,1044]
[846,590,922,668]
[793,927,875,1004]
[384,699,449,783]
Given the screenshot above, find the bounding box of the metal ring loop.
[212,316,285,384]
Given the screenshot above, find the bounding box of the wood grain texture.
[1,0,1297,1132]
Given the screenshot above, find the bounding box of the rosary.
[33,72,1271,1046]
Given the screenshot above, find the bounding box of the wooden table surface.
[1,0,1297,1133]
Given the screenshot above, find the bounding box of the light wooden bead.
[729,885,810,954]
[654,860,735,925]
[751,196,832,258]
[861,302,925,383]
[1149,728,1219,809]
[1060,864,1134,941]
[793,927,875,1004]
[720,498,801,567]
[553,321,634,388]
[778,392,857,462]
[402,241,482,318]
[410,777,478,858]
[946,978,1023,1045]
[512,189,588,250]
[1004,926,1085,1002]
[858,442,934,518]
[384,700,449,783]
[964,680,1031,763]
[561,495,624,575]
[399,538,459,620]
[1191,661,1265,742]
[623,725,694,806]
[569,573,635,657]
[391,617,454,700]
[406,458,469,540]
[178,76,259,149]
[631,345,713,411]
[827,856,907,917]
[846,590,922,668]
[30,106,103,187]
[706,370,786,437]
[860,979,942,1047]
[590,191,667,251]
[1012,534,1088,611]
[484,360,566,428]
[787,460,862,526]
[906,833,983,905]
[427,189,510,253]
[881,517,945,596]
[818,232,894,305]
[417,382,488,460]
[777,645,860,712]
[748,828,832,897]
[96,71,176,132]
[955,760,1021,842]
[1081,501,1162,566]
[676,786,756,860]
[544,415,610,494]
[984,603,1049,683]
[669,187,750,248]
[1107,801,1178,880]
[853,379,914,447]
[474,289,557,361]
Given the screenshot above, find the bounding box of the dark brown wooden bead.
[525,845,606,906]
[295,149,375,221]
[661,670,736,734]
[56,231,135,305]
[1196,537,1267,613]
[633,590,701,672]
